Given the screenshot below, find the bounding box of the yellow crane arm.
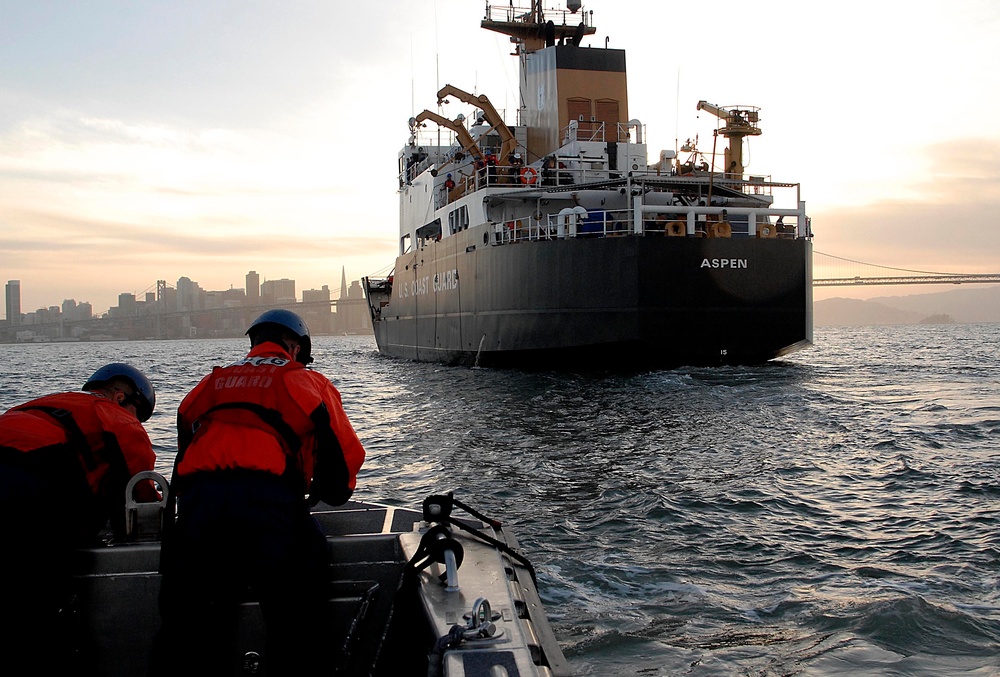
[437,84,519,162]
[414,110,486,163]
[696,100,726,119]
[696,100,761,136]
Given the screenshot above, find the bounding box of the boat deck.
[66,489,570,676]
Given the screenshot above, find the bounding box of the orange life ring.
[709,221,732,238]
[665,221,686,236]
[756,223,776,238]
[519,167,538,185]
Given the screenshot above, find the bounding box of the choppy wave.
[2,324,999,675]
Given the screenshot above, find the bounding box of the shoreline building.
[301,285,333,334]
[5,280,21,325]
[246,270,260,305]
[261,279,295,306]
[336,267,371,334]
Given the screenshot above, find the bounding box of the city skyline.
[4,268,355,322]
[2,266,371,342]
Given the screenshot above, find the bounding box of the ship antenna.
[675,67,681,154]
[434,3,442,150]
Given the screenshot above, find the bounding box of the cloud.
[915,138,1000,202]
[0,107,399,313]
[812,136,1000,288]
[0,107,393,229]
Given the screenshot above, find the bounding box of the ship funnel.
[567,0,581,11]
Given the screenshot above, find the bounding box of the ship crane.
[695,100,762,178]
[412,110,486,165]
[437,84,519,166]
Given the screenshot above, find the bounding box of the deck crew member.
[485,151,498,184]
[541,156,556,186]
[0,363,157,672]
[476,156,487,184]
[152,309,367,677]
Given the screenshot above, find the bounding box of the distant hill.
[815,285,1000,326]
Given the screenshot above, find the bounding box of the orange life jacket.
[0,391,155,504]
[175,343,362,504]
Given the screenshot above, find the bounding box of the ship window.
[448,206,470,234]
[417,219,442,242]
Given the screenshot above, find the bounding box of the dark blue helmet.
[84,363,156,422]
[246,309,313,365]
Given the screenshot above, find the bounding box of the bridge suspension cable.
[813,251,1000,287]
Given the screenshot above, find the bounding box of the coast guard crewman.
[0,363,157,672]
[152,309,367,677]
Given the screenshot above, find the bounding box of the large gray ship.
[364,0,813,370]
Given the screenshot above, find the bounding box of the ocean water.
[2,324,998,676]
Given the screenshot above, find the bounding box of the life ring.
[665,221,686,237]
[519,167,538,185]
[756,223,776,238]
[708,221,732,238]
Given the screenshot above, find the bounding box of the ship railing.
[688,173,780,197]
[450,165,786,200]
[742,175,774,197]
[492,203,809,244]
[633,204,808,239]
[494,209,632,244]
[563,119,606,144]
[712,175,786,199]
[485,3,593,31]
[436,163,550,207]
[561,120,645,145]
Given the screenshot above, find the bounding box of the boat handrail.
[561,119,644,145]
[484,2,593,31]
[124,471,170,541]
[493,203,807,244]
[438,163,790,205]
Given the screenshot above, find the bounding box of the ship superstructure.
[365,1,812,369]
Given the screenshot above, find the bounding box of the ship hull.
[368,225,812,370]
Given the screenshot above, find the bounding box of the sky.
[2,0,999,316]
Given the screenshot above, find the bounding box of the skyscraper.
[5,280,21,325]
[246,270,260,305]
[176,277,203,312]
[260,279,295,305]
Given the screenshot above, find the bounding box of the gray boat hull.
[367,227,813,369]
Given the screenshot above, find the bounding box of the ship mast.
[481,1,595,54]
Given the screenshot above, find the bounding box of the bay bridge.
[813,251,1000,287]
